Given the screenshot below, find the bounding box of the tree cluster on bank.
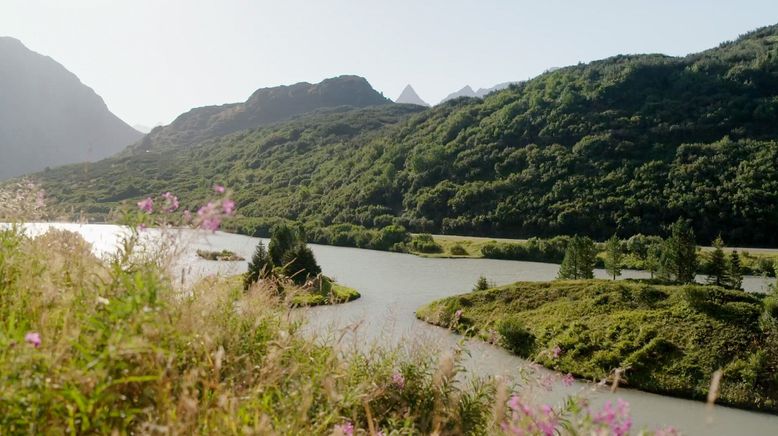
[558,219,745,289]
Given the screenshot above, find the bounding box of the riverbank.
[416,279,778,413]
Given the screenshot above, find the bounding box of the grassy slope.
[416,280,778,412]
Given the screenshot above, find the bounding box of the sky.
[3,0,778,128]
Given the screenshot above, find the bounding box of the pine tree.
[558,235,596,279]
[645,242,662,279]
[268,223,297,266]
[604,234,623,280]
[473,275,491,291]
[706,236,728,287]
[659,219,698,283]
[728,249,743,290]
[244,241,272,289]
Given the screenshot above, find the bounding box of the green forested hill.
[34,25,778,245]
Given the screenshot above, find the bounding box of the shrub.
[408,233,443,253]
[498,317,536,358]
[449,243,468,256]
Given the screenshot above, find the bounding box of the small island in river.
[416,279,778,413]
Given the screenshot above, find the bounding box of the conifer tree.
[706,235,728,287]
[645,242,662,279]
[729,249,743,290]
[558,235,596,279]
[244,241,272,289]
[659,219,698,283]
[604,234,623,280]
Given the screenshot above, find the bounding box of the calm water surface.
[17,223,778,436]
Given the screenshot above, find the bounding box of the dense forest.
[35,24,778,245]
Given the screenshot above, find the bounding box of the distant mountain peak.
[0,37,142,180]
[395,85,429,107]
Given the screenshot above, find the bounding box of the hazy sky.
[3,0,778,127]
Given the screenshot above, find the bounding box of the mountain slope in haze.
[440,85,477,103]
[130,75,391,154]
[0,37,142,180]
[440,82,517,104]
[34,24,778,245]
[395,85,429,106]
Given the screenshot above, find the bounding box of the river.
[13,223,778,435]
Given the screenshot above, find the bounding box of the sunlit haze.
[3,0,778,126]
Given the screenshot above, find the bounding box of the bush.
[498,317,536,358]
[765,297,778,320]
[449,243,468,256]
[408,233,442,253]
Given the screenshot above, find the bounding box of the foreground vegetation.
[417,280,778,413]
[0,225,682,434]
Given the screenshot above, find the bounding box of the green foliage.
[244,241,271,289]
[558,235,596,279]
[472,275,492,292]
[659,219,698,283]
[705,236,729,287]
[604,234,624,280]
[408,233,443,253]
[448,243,468,256]
[417,279,778,412]
[498,317,536,358]
[481,236,569,263]
[34,26,778,247]
[729,250,744,290]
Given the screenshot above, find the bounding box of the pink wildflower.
[25,332,41,348]
[213,184,225,193]
[655,426,680,436]
[562,373,575,386]
[454,309,463,319]
[593,399,632,436]
[162,192,179,212]
[197,202,221,232]
[333,421,354,436]
[137,197,153,213]
[182,209,192,223]
[538,374,554,391]
[222,198,236,216]
[392,371,405,389]
[551,345,562,359]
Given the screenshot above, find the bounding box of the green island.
[195,248,245,261]
[416,279,778,412]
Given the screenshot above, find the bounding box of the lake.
[15,222,778,435]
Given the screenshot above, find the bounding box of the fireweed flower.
[162,192,179,212]
[593,399,632,436]
[213,184,225,193]
[562,373,575,386]
[25,332,41,348]
[137,197,153,213]
[333,421,354,436]
[551,345,562,359]
[197,202,221,232]
[222,199,236,216]
[392,371,405,389]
